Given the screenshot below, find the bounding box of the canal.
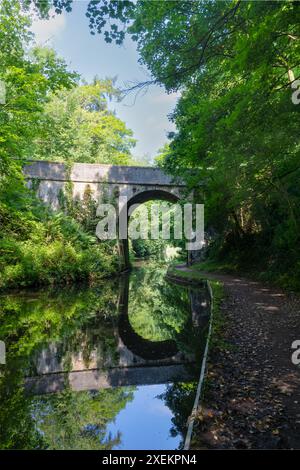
[0,264,210,450]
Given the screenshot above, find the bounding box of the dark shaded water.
[0,265,210,450]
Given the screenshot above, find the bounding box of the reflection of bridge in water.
[25,274,210,395]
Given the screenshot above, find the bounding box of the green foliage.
[0,237,118,290]
[0,0,77,181]
[131,238,165,260]
[0,178,118,290]
[32,78,136,165]
[129,201,185,261]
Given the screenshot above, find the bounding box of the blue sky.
[105,384,181,450]
[30,1,180,162]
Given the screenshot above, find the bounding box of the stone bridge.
[24,161,187,267]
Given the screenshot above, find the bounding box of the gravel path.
[190,271,300,449]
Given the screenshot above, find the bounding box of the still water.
[0,265,210,450]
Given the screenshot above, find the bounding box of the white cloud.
[30,9,66,45]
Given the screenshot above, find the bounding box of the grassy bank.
[171,257,300,293]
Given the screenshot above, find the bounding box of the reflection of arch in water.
[119,189,184,269]
[117,273,179,361]
[25,276,211,394]
[117,272,211,363]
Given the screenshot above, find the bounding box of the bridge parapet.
[24,160,184,186]
[24,160,185,210]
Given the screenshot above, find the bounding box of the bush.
[0,194,119,290]
[0,238,119,290]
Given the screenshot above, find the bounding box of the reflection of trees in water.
[31,387,134,450]
[0,280,124,449]
[128,267,191,343]
[0,363,45,449]
[158,382,197,449]
[0,362,134,449]
[0,280,120,374]
[55,284,121,370]
[128,267,208,358]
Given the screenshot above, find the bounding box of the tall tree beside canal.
[32,76,136,165]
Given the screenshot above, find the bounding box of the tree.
[0,0,77,241]
[33,77,136,165]
[0,0,77,181]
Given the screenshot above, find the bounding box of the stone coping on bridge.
[24,160,185,187]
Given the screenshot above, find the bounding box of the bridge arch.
[117,274,179,360]
[119,188,181,269]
